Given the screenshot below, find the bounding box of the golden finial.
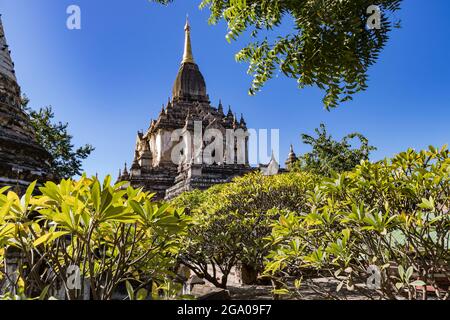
[182,15,194,64]
[185,14,190,31]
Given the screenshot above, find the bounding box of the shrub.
[172,171,318,288]
[0,176,190,300]
[265,146,450,300]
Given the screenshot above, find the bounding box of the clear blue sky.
[1,0,449,178]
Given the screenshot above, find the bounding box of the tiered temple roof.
[119,19,253,199]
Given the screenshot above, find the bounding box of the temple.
[285,144,298,170]
[0,15,53,193]
[118,19,255,199]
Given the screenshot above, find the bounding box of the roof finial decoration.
[182,14,194,64]
[240,113,246,126]
[227,105,233,118]
[0,15,17,81]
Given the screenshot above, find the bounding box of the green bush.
[3,146,446,300]
[0,176,190,300]
[172,171,318,288]
[265,146,450,300]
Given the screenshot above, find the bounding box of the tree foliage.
[153,0,402,109]
[1,146,448,300]
[293,123,376,176]
[172,171,318,288]
[265,146,450,300]
[174,146,449,299]
[0,176,190,300]
[21,96,94,179]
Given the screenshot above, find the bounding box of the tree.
[21,96,94,179]
[153,0,402,109]
[172,171,317,288]
[0,176,190,300]
[293,123,376,176]
[265,146,450,300]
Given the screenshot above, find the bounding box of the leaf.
[0,223,15,239]
[294,278,302,289]
[418,197,435,211]
[101,206,137,223]
[91,181,101,212]
[410,280,426,287]
[33,231,69,247]
[129,200,145,218]
[272,289,289,295]
[279,215,288,227]
[125,281,134,300]
[0,186,11,195]
[405,267,414,281]
[136,288,148,300]
[398,265,405,280]
[0,200,13,222]
[23,180,37,209]
[336,281,344,292]
[346,282,355,291]
[39,285,51,300]
[342,228,351,243]
[99,188,114,214]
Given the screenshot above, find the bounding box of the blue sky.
[0,0,449,178]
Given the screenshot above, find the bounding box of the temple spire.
[182,15,194,64]
[0,14,53,193]
[227,106,233,119]
[240,113,246,127]
[0,15,17,82]
[173,17,208,102]
[123,162,129,176]
[285,144,298,170]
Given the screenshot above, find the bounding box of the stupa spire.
[240,113,246,127]
[227,106,233,119]
[182,15,194,64]
[0,15,17,82]
[123,162,129,176]
[285,144,298,170]
[172,18,208,102]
